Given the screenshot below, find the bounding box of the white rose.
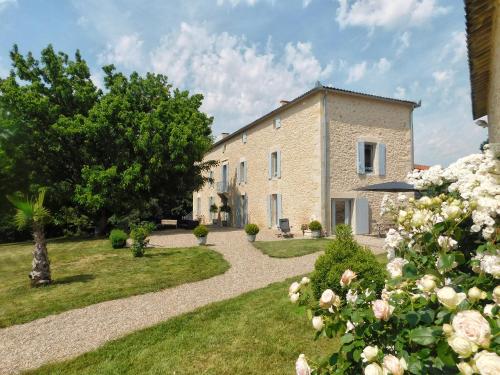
[295,354,311,375]
[382,354,407,375]
[340,269,357,287]
[319,289,336,309]
[346,320,355,333]
[312,316,324,331]
[438,235,458,251]
[364,363,384,375]
[346,289,358,304]
[386,257,408,279]
[452,310,491,347]
[289,282,301,295]
[474,350,500,375]
[468,286,487,302]
[457,362,474,375]
[483,304,495,317]
[417,275,437,292]
[300,277,310,285]
[290,292,300,303]
[448,335,477,358]
[361,346,379,363]
[436,287,466,309]
[372,300,394,321]
[443,324,454,335]
[494,285,500,305]
[419,196,432,207]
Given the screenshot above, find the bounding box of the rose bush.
[291,147,499,374]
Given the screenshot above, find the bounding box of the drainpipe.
[320,87,330,234]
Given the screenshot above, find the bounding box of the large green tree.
[0,45,215,238]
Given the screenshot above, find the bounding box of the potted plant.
[193,224,209,245]
[220,205,231,226]
[300,223,308,236]
[209,203,218,225]
[308,220,322,239]
[244,223,260,242]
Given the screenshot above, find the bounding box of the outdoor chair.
[277,218,294,238]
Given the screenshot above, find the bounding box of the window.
[273,116,281,129]
[238,161,246,183]
[269,151,280,178]
[242,131,247,143]
[223,144,226,153]
[267,194,282,228]
[364,143,375,173]
[209,171,214,187]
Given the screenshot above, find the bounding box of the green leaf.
[406,311,420,327]
[403,262,418,278]
[419,310,435,325]
[409,327,437,346]
[437,340,456,366]
[340,333,354,345]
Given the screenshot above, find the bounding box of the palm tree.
[7,188,52,286]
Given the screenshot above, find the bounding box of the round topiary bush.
[308,220,322,231]
[244,223,260,235]
[109,229,128,249]
[193,224,209,238]
[310,224,386,299]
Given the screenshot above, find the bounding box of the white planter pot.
[311,230,321,239]
[247,234,256,242]
[197,236,207,245]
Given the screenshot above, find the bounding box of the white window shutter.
[277,150,281,178]
[267,195,272,228]
[268,153,272,179]
[378,143,386,176]
[354,197,369,234]
[357,141,365,174]
[244,161,248,183]
[277,194,282,220]
[275,117,281,129]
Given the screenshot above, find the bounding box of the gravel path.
[0,228,323,374]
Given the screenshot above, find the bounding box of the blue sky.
[0,0,488,166]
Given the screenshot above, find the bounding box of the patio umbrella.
[353,181,418,192]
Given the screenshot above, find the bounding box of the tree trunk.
[94,211,107,236]
[30,225,51,287]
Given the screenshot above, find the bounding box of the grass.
[28,277,335,375]
[253,238,332,258]
[0,238,229,328]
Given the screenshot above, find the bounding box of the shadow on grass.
[53,274,95,285]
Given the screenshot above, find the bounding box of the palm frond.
[6,188,51,229]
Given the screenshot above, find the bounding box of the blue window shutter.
[378,143,386,176]
[244,161,248,183]
[267,195,272,228]
[357,141,365,174]
[354,197,369,234]
[268,153,272,179]
[277,150,281,178]
[277,194,282,220]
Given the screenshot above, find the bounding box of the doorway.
[331,199,353,233]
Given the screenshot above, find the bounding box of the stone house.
[193,84,419,235]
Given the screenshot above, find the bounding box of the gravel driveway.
[0,228,322,374]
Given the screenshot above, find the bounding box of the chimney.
[215,132,230,142]
[280,100,290,106]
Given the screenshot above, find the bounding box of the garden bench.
[161,219,178,228]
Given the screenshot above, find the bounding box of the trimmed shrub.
[244,223,260,235]
[109,229,128,249]
[193,224,209,238]
[310,224,386,298]
[130,222,155,257]
[308,220,322,231]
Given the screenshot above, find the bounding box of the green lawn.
[253,238,332,258]
[0,238,229,328]
[29,277,335,375]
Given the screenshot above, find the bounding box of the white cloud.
[150,23,333,131]
[303,0,312,7]
[432,69,454,85]
[0,0,16,12]
[394,86,406,99]
[216,0,261,6]
[440,31,467,64]
[98,33,144,69]
[346,61,367,83]
[336,0,449,30]
[374,57,391,74]
[396,31,411,56]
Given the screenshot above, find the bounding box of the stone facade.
[193,87,416,235]
[489,6,500,145]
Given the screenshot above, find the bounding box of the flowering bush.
[291,148,499,375]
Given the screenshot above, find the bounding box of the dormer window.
[273,116,281,129]
[242,131,247,143]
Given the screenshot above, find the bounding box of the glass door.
[331,199,352,232]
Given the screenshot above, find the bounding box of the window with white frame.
[238,161,246,183]
[242,131,247,143]
[356,141,386,176]
[270,151,280,178]
[273,116,281,129]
